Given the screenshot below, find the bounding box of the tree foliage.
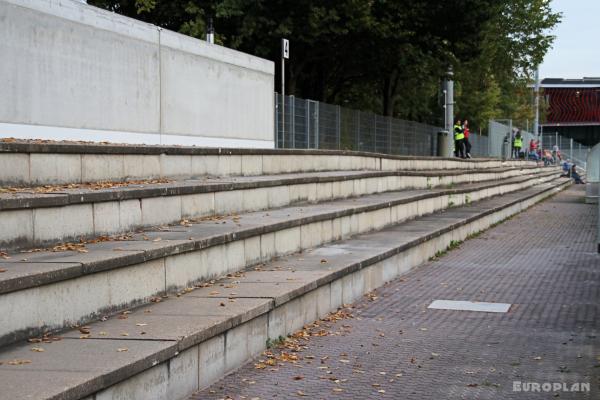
[89,0,560,131]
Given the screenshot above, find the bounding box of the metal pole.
[281,59,285,146]
[274,93,279,147]
[445,68,454,156]
[290,95,295,149]
[306,99,310,149]
[336,105,341,150]
[570,138,573,161]
[206,17,214,44]
[356,112,360,151]
[533,69,540,140]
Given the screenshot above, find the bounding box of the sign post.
[281,39,289,145]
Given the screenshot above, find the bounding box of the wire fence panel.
[318,102,339,150]
[276,95,589,163]
[468,134,488,157]
[275,94,440,157]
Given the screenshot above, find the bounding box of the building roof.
[540,78,600,88]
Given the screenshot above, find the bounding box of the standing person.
[463,120,472,158]
[453,120,465,158]
[552,143,560,164]
[513,130,523,159]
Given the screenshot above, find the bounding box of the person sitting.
[561,160,572,177]
[542,149,553,166]
[528,139,539,161]
[571,165,584,184]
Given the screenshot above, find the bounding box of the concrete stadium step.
[0,165,549,250]
[0,177,571,400]
[0,140,535,186]
[0,170,561,347]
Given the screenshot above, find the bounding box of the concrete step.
[0,171,561,347]
[0,140,536,186]
[0,177,571,400]
[0,166,550,250]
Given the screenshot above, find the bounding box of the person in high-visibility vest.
[513,131,523,159]
[453,120,465,158]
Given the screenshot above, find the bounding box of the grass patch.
[266,335,286,348]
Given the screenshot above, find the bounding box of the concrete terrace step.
[0,177,571,400]
[0,139,536,186]
[0,166,550,250]
[0,171,561,346]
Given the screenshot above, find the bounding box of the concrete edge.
[0,140,531,162]
[0,171,562,295]
[0,166,543,211]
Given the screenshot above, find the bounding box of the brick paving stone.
[191,186,599,400]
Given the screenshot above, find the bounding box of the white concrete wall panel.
[0,0,275,147]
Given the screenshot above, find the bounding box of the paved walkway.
[192,186,599,399]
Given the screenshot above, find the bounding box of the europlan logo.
[513,381,590,393]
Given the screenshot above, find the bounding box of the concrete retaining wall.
[0,0,275,147]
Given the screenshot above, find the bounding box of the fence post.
[388,117,392,155]
[305,98,310,149]
[290,95,295,149]
[336,105,341,150]
[315,101,320,149]
[356,111,360,152]
[570,138,573,161]
[275,93,280,147]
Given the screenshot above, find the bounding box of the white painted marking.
[428,300,511,313]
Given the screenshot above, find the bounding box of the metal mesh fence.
[274,95,588,163]
[488,119,589,169]
[467,133,488,157]
[275,93,439,156]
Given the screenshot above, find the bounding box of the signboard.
[282,38,289,59]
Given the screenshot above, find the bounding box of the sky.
[539,0,600,79]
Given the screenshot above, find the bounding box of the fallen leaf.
[533,356,542,361]
[30,347,44,352]
[320,259,328,264]
[7,359,31,365]
[333,388,343,392]
[0,269,7,273]
[117,348,128,352]
[297,390,307,396]
[467,383,478,387]
[293,376,304,380]
[135,323,148,327]
[78,327,91,334]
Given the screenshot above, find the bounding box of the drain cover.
[428,300,511,313]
